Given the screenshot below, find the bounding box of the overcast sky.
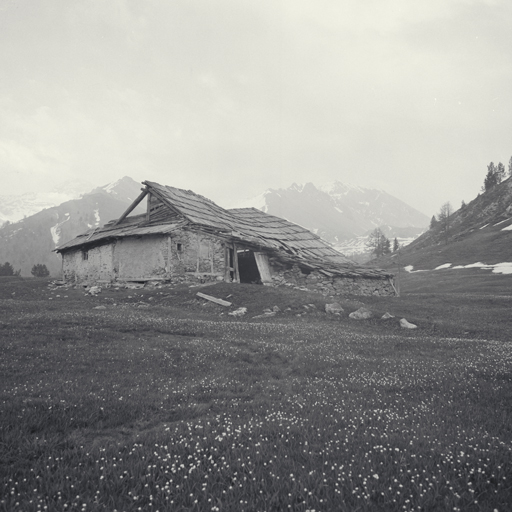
[1,0,511,215]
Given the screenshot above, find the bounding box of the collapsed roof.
[56,181,393,279]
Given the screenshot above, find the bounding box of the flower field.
[1,280,512,511]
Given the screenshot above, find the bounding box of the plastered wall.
[61,229,227,284]
[62,244,114,283]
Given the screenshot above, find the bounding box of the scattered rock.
[400,318,417,329]
[228,307,248,317]
[325,302,344,315]
[349,307,373,320]
[381,312,395,320]
[87,286,102,296]
[252,311,276,319]
[124,282,145,289]
[93,305,106,310]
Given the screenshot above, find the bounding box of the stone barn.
[55,181,396,296]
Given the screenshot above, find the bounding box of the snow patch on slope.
[406,262,512,275]
[50,213,70,246]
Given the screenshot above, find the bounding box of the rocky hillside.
[376,176,512,271]
[0,177,144,276]
[235,181,428,244]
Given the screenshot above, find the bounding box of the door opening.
[237,250,262,284]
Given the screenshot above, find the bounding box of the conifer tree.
[0,262,15,276]
[496,162,506,183]
[366,228,391,257]
[31,264,50,278]
[483,162,499,191]
[438,202,452,244]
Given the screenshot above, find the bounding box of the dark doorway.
[237,250,262,284]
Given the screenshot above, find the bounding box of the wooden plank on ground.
[196,292,232,307]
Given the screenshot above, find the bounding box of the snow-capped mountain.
[233,181,429,247]
[0,177,144,276]
[0,180,94,226]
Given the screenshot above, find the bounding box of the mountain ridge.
[234,181,429,245]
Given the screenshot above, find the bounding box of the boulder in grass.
[87,286,102,296]
[228,307,248,317]
[252,311,276,319]
[325,303,344,315]
[349,307,373,320]
[381,312,395,320]
[400,318,417,329]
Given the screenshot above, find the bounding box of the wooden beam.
[233,243,240,283]
[196,292,232,307]
[254,252,272,283]
[114,189,148,226]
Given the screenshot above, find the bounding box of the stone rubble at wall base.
[269,264,395,297]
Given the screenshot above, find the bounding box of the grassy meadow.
[1,275,512,511]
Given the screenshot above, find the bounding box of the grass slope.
[381,223,512,272]
[1,278,512,511]
[370,176,512,277]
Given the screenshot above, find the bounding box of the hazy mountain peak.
[233,181,428,245]
[318,181,369,196]
[89,176,144,201]
[289,182,305,193]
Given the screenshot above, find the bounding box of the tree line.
[366,229,400,257]
[482,156,512,192]
[429,155,511,243]
[0,262,50,277]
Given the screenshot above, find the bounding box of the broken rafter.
[114,189,148,226]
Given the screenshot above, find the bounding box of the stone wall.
[61,230,394,295]
[268,262,395,297]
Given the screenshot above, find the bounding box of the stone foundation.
[269,264,395,297]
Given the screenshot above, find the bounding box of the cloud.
[0,0,510,214]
